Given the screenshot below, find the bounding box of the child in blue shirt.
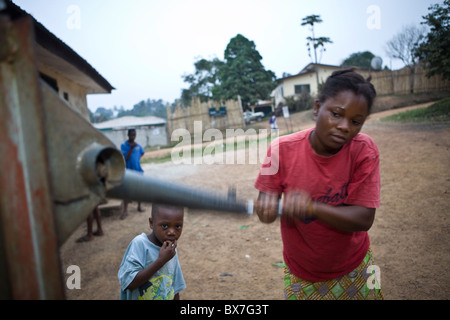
[120,128,145,219]
[118,204,186,300]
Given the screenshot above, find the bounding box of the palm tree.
[301,15,333,65]
[301,15,333,90]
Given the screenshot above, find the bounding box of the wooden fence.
[167,65,450,140]
[166,97,245,140]
[359,65,450,96]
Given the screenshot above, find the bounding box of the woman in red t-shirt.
[254,69,384,300]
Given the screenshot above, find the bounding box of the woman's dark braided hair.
[318,68,377,114]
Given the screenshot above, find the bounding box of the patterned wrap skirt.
[284,248,384,300]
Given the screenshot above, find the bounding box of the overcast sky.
[13,0,441,112]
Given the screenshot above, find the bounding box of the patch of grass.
[141,133,277,165]
[141,152,172,164]
[381,98,450,123]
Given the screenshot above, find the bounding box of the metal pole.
[107,170,248,214]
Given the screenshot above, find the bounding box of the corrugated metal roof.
[4,0,114,93]
[93,116,166,130]
[277,63,342,82]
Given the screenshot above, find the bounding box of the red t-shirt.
[254,128,380,282]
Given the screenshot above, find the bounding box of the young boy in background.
[120,128,145,219]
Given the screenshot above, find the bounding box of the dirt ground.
[60,102,450,300]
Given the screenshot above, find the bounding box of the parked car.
[243,110,265,124]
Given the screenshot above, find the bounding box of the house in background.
[5,1,114,120]
[94,116,168,149]
[271,63,341,109]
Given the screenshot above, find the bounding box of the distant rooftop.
[93,116,166,130]
[278,63,342,81]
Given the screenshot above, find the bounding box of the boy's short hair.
[127,128,136,135]
[151,204,184,218]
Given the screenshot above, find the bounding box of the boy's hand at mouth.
[158,240,177,263]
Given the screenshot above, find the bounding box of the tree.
[181,58,224,106]
[301,15,333,90]
[385,24,426,93]
[386,25,425,68]
[91,107,113,123]
[301,15,333,65]
[117,99,167,119]
[341,51,376,69]
[213,34,276,107]
[415,0,450,81]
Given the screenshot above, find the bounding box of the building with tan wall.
[271,63,341,108]
[6,1,114,120]
[94,116,168,149]
[272,62,450,110]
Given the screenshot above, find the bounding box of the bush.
[382,98,450,122]
[283,93,315,113]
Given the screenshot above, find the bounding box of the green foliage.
[90,107,113,123]
[301,14,332,64]
[181,58,224,106]
[91,99,168,123]
[381,98,450,122]
[141,131,277,164]
[415,0,450,80]
[283,93,314,113]
[181,34,276,108]
[301,14,322,26]
[341,51,376,69]
[213,34,277,107]
[118,99,167,119]
[386,25,425,68]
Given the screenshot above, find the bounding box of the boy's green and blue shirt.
[118,233,186,300]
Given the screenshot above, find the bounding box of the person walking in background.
[121,128,145,219]
[269,112,278,135]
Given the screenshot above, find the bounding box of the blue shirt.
[118,233,186,300]
[121,141,145,172]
